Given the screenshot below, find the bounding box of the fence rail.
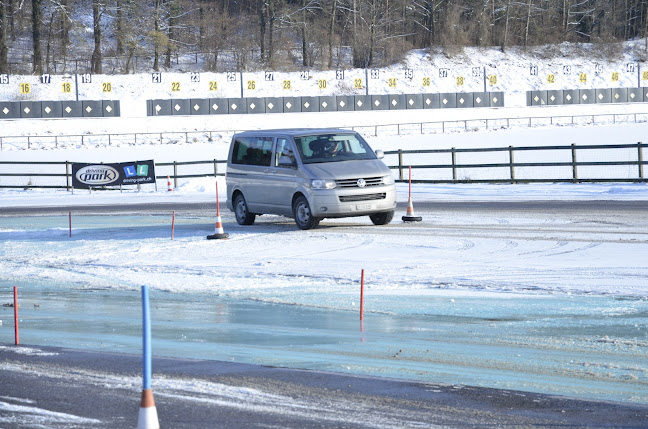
[1,142,645,189]
[385,142,647,184]
[2,112,648,151]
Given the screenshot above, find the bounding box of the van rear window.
[232,137,273,166]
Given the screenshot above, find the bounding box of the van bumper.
[309,186,397,218]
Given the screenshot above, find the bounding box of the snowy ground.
[2,44,648,412]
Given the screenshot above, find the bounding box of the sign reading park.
[72,160,156,188]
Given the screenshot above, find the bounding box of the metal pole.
[571,143,578,183]
[638,142,644,181]
[452,148,457,182]
[398,149,403,181]
[141,286,152,391]
[13,287,19,345]
[360,269,364,320]
[509,146,515,184]
[173,161,178,189]
[66,161,71,191]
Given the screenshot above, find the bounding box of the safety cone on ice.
[207,213,229,240]
[402,196,422,222]
[166,176,173,192]
[402,166,422,222]
[137,389,159,429]
[207,180,229,240]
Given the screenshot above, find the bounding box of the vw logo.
[357,178,366,188]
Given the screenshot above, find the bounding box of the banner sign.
[72,160,156,188]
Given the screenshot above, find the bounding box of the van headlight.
[311,179,337,189]
[382,175,395,185]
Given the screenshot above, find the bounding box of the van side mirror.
[278,155,296,167]
[375,150,384,159]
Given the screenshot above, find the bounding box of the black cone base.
[402,215,422,222]
[207,233,230,240]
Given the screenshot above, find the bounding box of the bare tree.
[0,0,8,72]
[32,0,43,74]
[91,0,102,73]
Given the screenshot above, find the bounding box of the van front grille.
[339,193,386,202]
[336,177,383,188]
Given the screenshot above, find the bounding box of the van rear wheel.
[369,210,394,225]
[234,194,255,225]
[293,196,320,230]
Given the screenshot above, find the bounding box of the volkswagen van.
[226,129,397,229]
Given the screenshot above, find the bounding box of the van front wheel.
[234,194,255,225]
[293,196,320,230]
[369,210,394,225]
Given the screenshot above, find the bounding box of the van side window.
[275,138,295,167]
[232,137,273,166]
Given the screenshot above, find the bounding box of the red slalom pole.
[360,269,365,320]
[171,211,176,240]
[408,166,412,200]
[216,180,221,217]
[13,287,19,345]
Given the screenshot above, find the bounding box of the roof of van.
[233,128,356,137]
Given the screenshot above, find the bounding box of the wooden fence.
[1,142,645,189]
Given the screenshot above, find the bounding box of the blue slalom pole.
[142,285,152,390]
[138,285,159,428]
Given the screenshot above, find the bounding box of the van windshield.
[294,133,377,164]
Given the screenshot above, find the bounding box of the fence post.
[214,159,218,177]
[571,143,579,183]
[509,146,516,184]
[398,149,404,181]
[639,142,644,181]
[27,136,31,149]
[66,161,71,191]
[173,161,178,189]
[451,148,457,183]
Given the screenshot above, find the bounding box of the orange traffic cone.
[166,176,173,192]
[207,214,229,240]
[402,196,422,222]
[402,166,422,222]
[207,180,229,239]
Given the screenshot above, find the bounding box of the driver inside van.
[323,140,341,157]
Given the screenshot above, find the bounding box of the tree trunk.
[60,0,69,57]
[153,0,161,71]
[46,11,54,72]
[0,0,8,73]
[165,0,179,69]
[301,0,308,67]
[32,0,43,74]
[328,0,337,68]
[258,1,266,62]
[524,0,533,46]
[116,0,124,55]
[268,0,275,66]
[91,0,102,74]
[501,0,511,52]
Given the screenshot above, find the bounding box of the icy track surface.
[1,195,648,405]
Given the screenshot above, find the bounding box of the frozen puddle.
[1,281,647,405]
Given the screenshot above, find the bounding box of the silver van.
[226,129,396,229]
